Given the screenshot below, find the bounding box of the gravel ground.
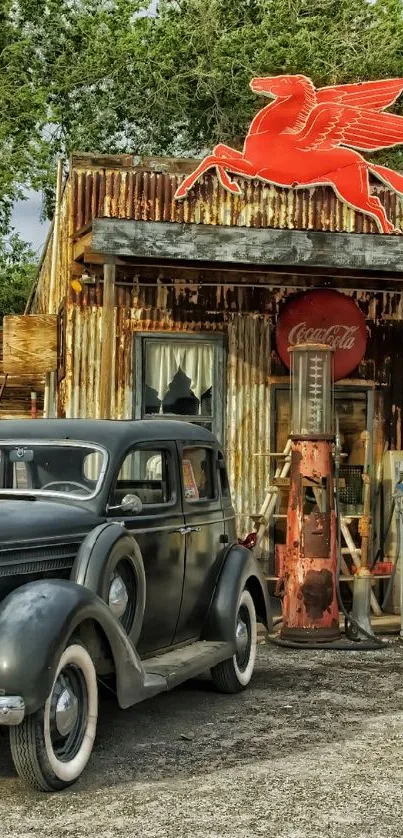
[2,638,403,837]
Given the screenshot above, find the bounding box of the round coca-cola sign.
[275,289,367,381]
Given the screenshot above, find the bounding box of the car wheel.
[211,588,257,694]
[9,642,98,792]
[107,558,137,633]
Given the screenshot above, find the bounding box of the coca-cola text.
[288,322,358,350]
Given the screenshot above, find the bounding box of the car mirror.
[121,493,143,514]
[9,448,34,463]
[107,493,144,515]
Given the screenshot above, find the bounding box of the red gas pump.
[281,343,340,643]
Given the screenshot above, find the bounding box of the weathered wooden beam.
[92,218,403,274]
[73,231,93,261]
[99,262,115,419]
[71,152,198,174]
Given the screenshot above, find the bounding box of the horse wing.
[316,79,403,112]
[297,103,403,152]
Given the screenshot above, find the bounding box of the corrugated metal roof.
[71,153,403,236]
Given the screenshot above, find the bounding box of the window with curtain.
[135,335,225,441]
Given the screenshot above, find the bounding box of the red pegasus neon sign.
[174,74,403,233]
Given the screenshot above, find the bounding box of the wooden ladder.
[340,516,382,616]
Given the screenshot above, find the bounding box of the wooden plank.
[99,263,115,419]
[92,218,403,273]
[3,315,57,375]
[71,153,198,174]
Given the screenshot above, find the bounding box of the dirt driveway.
[1,640,403,838]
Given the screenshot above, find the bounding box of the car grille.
[0,542,82,577]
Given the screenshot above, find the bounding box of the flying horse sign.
[174,74,403,234]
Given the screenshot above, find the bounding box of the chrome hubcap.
[236,617,249,657]
[108,575,129,619]
[235,602,252,672]
[55,687,79,737]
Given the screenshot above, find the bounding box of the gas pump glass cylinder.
[290,343,334,437]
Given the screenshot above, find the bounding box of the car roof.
[0,418,219,453]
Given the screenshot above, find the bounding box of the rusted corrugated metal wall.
[32,179,72,316]
[62,286,271,532]
[226,315,271,533]
[61,282,403,536]
[66,304,133,420]
[71,159,403,234]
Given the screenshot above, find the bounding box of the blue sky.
[11,190,50,255]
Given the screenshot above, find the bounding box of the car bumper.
[0,696,25,726]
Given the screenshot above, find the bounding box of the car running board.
[143,640,233,691]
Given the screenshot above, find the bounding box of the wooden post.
[99,261,116,419]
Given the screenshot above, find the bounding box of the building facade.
[29,153,403,546]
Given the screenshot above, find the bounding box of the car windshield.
[0,441,107,499]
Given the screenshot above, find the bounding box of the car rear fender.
[0,579,164,715]
[202,543,272,643]
[71,522,146,647]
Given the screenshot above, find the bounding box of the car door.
[173,442,226,644]
[107,441,185,654]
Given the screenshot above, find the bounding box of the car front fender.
[202,543,272,643]
[71,522,146,647]
[0,579,164,715]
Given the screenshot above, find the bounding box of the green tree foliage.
[0,234,37,320]
[2,0,403,221]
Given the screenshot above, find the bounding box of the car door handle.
[177,526,202,535]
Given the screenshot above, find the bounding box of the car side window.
[12,461,30,489]
[217,453,231,503]
[182,447,215,502]
[111,448,172,509]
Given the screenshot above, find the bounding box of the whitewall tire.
[211,588,257,693]
[10,642,98,792]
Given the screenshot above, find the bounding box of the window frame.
[181,444,217,505]
[270,380,374,466]
[107,442,177,513]
[217,451,232,508]
[134,332,226,443]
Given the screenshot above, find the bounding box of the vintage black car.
[0,419,271,791]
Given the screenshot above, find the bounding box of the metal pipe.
[99,262,116,419]
[79,279,402,294]
[30,391,37,419]
[359,431,372,569]
[399,521,403,638]
[48,159,64,315]
[44,159,64,418]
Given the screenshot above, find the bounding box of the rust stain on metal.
[303,512,330,558]
[70,156,403,235]
[300,569,334,620]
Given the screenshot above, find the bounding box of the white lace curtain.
[145,342,213,410]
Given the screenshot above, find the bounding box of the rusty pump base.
[280,437,340,644]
